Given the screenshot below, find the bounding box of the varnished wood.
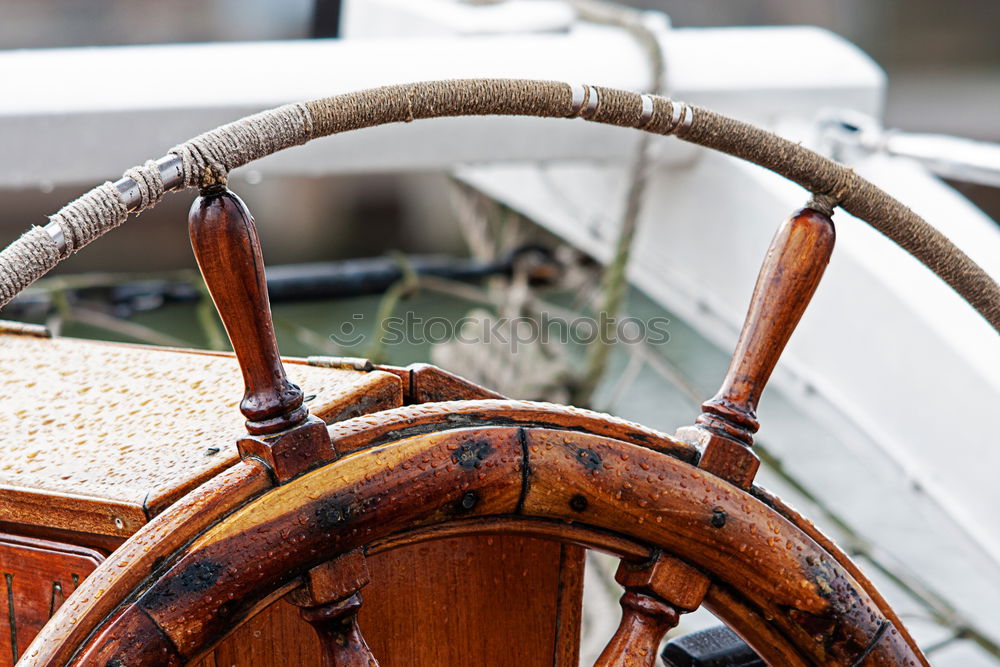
[20,461,271,666]
[376,362,505,403]
[298,594,378,667]
[518,428,920,666]
[0,333,402,534]
[26,407,924,666]
[680,427,760,490]
[0,338,402,661]
[0,523,123,556]
[287,550,371,608]
[553,544,586,667]
[0,534,103,663]
[697,207,835,447]
[199,520,836,667]
[238,416,335,483]
[3,522,589,667]
[363,536,582,667]
[752,485,919,662]
[615,553,708,613]
[194,601,313,667]
[0,487,146,542]
[596,591,679,667]
[189,187,307,435]
[324,398,696,461]
[678,207,835,489]
[364,516,651,562]
[139,427,526,659]
[286,550,379,666]
[701,580,811,667]
[596,555,708,667]
[193,535,583,667]
[83,606,183,666]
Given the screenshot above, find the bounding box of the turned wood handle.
[596,555,706,666]
[698,207,835,445]
[299,593,380,667]
[595,592,680,667]
[189,187,307,435]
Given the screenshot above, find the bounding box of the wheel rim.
[24,402,924,666]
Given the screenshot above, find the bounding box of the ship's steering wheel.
[8,78,997,666]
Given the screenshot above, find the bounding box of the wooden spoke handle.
[596,555,708,667]
[288,551,378,667]
[299,593,379,667]
[697,207,835,446]
[595,591,679,667]
[189,187,307,435]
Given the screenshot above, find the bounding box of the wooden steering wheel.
[10,78,993,666]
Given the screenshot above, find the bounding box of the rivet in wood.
[569,494,589,512]
[459,491,479,511]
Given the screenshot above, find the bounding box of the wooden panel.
[203,536,584,666]
[0,522,124,556]
[18,462,272,667]
[363,536,582,666]
[0,333,401,533]
[0,533,103,665]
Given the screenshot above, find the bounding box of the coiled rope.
[0,78,996,331]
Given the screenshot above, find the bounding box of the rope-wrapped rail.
[1,78,997,331]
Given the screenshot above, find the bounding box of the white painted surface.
[0,22,880,187]
[343,0,577,36]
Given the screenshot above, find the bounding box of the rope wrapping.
[0,78,995,331]
[123,160,166,210]
[171,102,314,187]
[48,181,129,257]
[0,226,61,306]
[681,107,1000,328]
